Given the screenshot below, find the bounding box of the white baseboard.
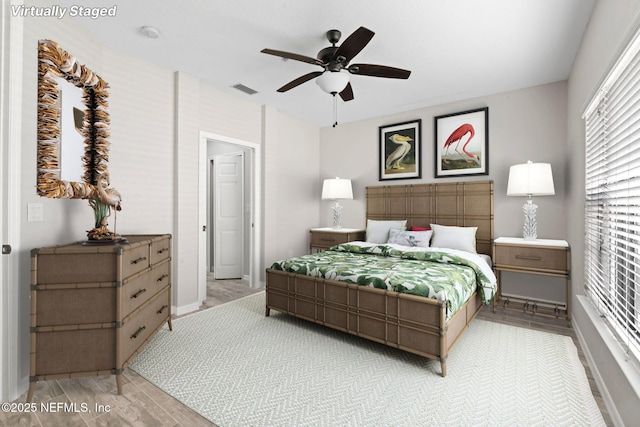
[173,301,202,317]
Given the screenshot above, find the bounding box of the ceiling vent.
[232,84,258,95]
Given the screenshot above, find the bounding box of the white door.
[213,152,244,279]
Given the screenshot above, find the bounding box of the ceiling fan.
[261,26,411,103]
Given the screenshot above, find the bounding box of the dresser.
[309,227,365,252]
[493,237,571,320]
[27,234,172,401]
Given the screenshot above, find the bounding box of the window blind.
[584,30,640,363]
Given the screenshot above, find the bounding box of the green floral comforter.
[270,242,497,319]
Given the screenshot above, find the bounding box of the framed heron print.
[434,107,488,178]
[379,119,421,181]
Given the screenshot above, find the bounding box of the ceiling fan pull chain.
[333,94,338,127]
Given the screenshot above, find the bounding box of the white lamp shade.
[507,161,555,196]
[321,177,353,200]
[316,72,349,94]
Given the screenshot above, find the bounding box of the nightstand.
[310,227,365,252]
[492,237,571,320]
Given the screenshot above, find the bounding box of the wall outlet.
[28,203,44,222]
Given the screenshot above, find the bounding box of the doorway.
[198,131,262,306]
[210,151,245,279]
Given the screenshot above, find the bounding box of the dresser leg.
[116,374,122,395]
[167,318,173,331]
[26,382,36,402]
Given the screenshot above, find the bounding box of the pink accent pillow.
[410,226,431,231]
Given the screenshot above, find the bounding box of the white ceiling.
[56,0,596,127]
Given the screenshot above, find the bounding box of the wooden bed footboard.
[265,268,483,377]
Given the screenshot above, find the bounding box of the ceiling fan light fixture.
[316,71,349,95]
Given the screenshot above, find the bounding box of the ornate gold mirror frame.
[37,39,110,199]
[38,39,123,242]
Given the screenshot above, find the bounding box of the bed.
[265,180,495,376]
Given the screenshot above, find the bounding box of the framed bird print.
[379,119,422,181]
[434,107,489,178]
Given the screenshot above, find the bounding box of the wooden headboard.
[366,180,494,256]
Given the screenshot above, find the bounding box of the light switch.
[28,203,44,222]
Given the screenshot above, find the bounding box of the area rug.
[129,292,605,427]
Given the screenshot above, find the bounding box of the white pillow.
[387,229,433,247]
[430,224,478,253]
[366,219,407,244]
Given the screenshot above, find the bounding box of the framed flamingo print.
[434,107,489,178]
[379,119,422,181]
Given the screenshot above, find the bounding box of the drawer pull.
[157,248,169,254]
[157,305,169,314]
[130,326,146,339]
[515,255,542,261]
[157,274,169,282]
[131,256,147,265]
[131,288,147,299]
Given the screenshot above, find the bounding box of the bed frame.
[265,180,494,376]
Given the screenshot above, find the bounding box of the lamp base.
[522,198,538,240]
[332,201,343,229]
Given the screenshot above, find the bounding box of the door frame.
[1,2,23,402]
[198,131,261,304]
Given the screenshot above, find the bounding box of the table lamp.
[507,161,555,240]
[321,177,353,229]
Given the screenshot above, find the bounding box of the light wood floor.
[3,278,613,427]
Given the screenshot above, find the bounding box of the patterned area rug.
[130,292,605,427]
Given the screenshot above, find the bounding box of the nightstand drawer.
[310,232,348,247]
[494,245,567,273]
[309,228,365,252]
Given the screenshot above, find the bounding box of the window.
[584,30,640,362]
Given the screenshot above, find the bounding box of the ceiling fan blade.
[348,63,411,79]
[334,27,374,63]
[261,48,324,66]
[277,71,324,92]
[339,82,354,102]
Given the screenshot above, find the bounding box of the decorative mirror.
[37,39,111,198]
[37,39,122,242]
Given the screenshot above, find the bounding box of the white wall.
[104,52,175,236]
[264,113,321,262]
[567,0,640,425]
[319,82,568,241]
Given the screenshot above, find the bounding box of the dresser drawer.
[494,244,568,273]
[121,243,150,278]
[35,327,115,376]
[33,251,117,284]
[35,285,116,326]
[120,259,171,317]
[119,287,170,364]
[150,236,171,265]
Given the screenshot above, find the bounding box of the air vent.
[232,84,258,95]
